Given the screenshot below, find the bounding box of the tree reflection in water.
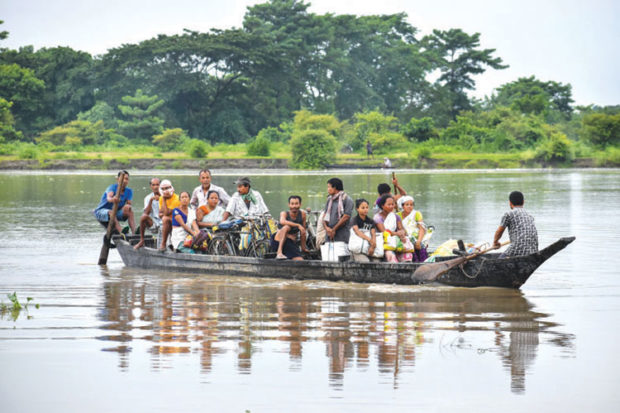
[98,269,574,393]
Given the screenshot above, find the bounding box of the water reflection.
[98,269,574,393]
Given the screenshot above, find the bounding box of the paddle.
[392,172,396,195]
[98,172,127,265]
[412,241,510,282]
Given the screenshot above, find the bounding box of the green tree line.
[0,0,618,167]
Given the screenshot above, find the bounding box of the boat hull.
[113,236,575,289]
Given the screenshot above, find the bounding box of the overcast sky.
[2,0,618,106]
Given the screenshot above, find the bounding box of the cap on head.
[235,177,251,186]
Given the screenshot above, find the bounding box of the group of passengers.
[93,170,430,263]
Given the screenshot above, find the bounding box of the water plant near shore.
[0,292,39,321]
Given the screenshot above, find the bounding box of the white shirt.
[143,192,161,226]
[225,190,269,218]
[190,183,230,209]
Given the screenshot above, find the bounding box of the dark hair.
[377,183,391,196]
[509,191,524,206]
[355,198,369,209]
[179,191,190,198]
[327,177,343,191]
[199,169,211,176]
[207,190,219,199]
[117,170,129,177]
[288,195,302,203]
[377,194,393,210]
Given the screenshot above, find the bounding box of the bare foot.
[133,240,144,250]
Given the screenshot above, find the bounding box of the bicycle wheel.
[208,235,235,256]
[245,239,272,258]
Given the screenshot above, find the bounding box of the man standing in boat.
[94,170,136,234]
[222,177,269,220]
[493,191,538,257]
[323,177,353,243]
[190,169,230,209]
[134,177,161,250]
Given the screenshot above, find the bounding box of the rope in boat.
[459,256,487,279]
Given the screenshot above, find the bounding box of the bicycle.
[208,214,274,258]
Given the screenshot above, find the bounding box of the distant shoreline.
[0,157,602,170]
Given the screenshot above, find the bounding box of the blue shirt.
[95,183,133,211]
[172,208,188,227]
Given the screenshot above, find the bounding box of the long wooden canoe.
[113,236,575,289]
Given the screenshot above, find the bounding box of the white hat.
[397,195,414,209]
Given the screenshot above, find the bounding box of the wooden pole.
[98,172,127,265]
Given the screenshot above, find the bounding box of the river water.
[0,169,618,412]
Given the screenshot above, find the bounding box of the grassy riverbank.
[2,143,618,170]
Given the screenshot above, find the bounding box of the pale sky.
[1,0,619,106]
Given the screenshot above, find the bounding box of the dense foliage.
[0,4,618,168]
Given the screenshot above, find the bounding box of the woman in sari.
[373,194,413,263]
[193,190,225,231]
[170,191,198,253]
[397,195,428,262]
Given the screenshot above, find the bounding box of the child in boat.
[170,191,198,253]
[350,199,378,262]
[397,195,428,262]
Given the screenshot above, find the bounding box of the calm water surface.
[0,169,619,412]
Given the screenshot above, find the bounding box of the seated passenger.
[222,177,269,220]
[397,195,428,262]
[271,195,308,260]
[193,190,225,231]
[158,179,180,251]
[170,191,198,253]
[373,194,413,263]
[94,170,136,234]
[350,199,378,262]
[134,177,161,250]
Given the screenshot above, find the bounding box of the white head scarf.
[397,195,414,210]
[159,179,174,196]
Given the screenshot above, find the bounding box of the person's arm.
[375,222,386,233]
[369,228,377,247]
[279,211,305,233]
[160,196,173,217]
[174,211,197,236]
[190,188,198,209]
[218,188,231,208]
[415,223,426,250]
[144,194,157,215]
[352,225,372,243]
[195,207,206,227]
[332,214,350,234]
[395,217,407,240]
[392,177,406,196]
[106,191,118,204]
[493,226,506,248]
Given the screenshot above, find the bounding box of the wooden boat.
[113,235,575,289]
